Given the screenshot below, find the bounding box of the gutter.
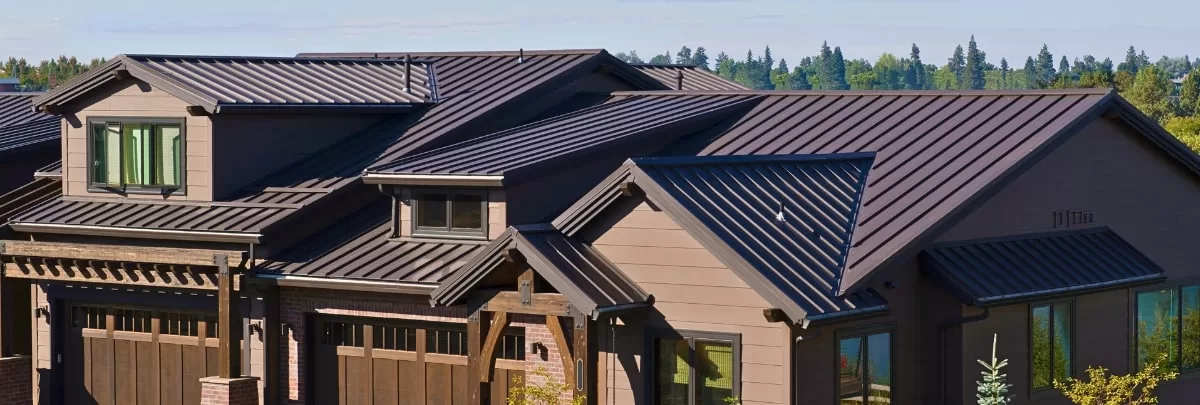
[362,173,505,187]
[252,273,436,295]
[975,274,1166,306]
[940,307,990,405]
[9,222,262,244]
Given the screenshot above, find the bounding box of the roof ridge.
[296,49,607,58]
[125,54,438,64]
[609,88,1117,97]
[629,152,876,167]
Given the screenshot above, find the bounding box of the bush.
[506,367,584,405]
[1053,354,1178,405]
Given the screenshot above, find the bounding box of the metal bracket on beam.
[619,181,641,197]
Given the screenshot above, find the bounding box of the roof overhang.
[362,173,505,187]
[8,222,262,244]
[250,273,436,295]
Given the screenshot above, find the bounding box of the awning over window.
[922,227,1165,306]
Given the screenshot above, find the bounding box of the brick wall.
[200,377,259,405]
[278,289,570,404]
[0,356,32,405]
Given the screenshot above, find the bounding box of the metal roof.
[431,224,651,318]
[256,199,484,283]
[34,55,437,114]
[681,89,1122,293]
[922,227,1165,306]
[631,64,748,91]
[0,178,61,224]
[365,94,760,182]
[14,50,658,239]
[0,93,58,156]
[554,154,888,324]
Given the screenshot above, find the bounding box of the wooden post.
[216,254,239,378]
[0,256,7,358]
[573,315,595,405]
[466,309,488,405]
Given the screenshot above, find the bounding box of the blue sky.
[2,0,1195,66]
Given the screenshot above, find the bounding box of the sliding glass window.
[89,119,184,191]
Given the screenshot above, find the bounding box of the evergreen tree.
[648,52,672,64]
[762,46,774,71]
[874,53,902,90]
[1180,68,1200,116]
[775,58,789,76]
[818,41,835,90]
[1059,56,1071,80]
[1024,57,1038,89]
[675,46,693,65]
[789,67,812,90]
[614,51,644,64]
[949,44,966,88]
[714,52,735,79]
[1035,44,1056,87]
[999,58,1010,89]
[692,47,710,71]
[976,334,1012,405]
[1119,46,1141,75]
[905,43,926,90]
[965,36,985,90]
[830,46,848,90]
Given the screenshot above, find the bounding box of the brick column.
[0,356,31,405]
[200,376,259,405]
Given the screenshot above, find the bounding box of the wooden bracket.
[478,311,510,382]
[112,69,131,80]
[619,181,641,197]
[762,308,789,323]
[501,247,525,264]
[186,105,210,116]
[546,315,574,387]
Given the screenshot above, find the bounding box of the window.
[1031,302,1073,389]
[413,189,487,237]
[88,119,184,191]
[838,329,892,405]
[653,331,739,405]
[1136,285,1200,372]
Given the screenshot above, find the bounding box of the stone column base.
[0,356,31,405]
[200,376,259,405]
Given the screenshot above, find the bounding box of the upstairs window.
[1031,301,1073,390]
[1136,285,1200,372]
[413,189,487,238]
[89,119,184,191]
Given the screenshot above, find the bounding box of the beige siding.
[62,80,212,200]
[591,202,789,405]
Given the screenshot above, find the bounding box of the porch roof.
[431,224,651,318]
[921,227,1166,306]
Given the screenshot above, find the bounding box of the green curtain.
[155,125,181,187]
[104,124,121,187]
[121,124,150,185]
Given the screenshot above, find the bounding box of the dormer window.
[413,189,487,238]
[88,118,184,192]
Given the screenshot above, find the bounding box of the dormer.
[33,54,436,202]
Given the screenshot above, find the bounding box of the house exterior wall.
[931,118,1200,404]
[397,188,506,239]
[61,80,213,200]
[208,114,385,200]
[276,288,567,405]
[589,201,791,405]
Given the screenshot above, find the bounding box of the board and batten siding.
[62,80,212,201]
[590,201,790,405]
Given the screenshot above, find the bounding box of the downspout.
[940,307,990,405]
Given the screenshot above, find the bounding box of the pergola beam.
[0,240,245,267]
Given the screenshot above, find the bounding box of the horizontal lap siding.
[592,202,788,405]
[63,80,212,200]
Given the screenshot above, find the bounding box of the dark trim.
[410,188,489,239]
[644,328,742,405]
[84,116,187,196]
[1028,299,1076,397]
[833,323,897,405]
[43,283,217,311]
[248,273,435,296]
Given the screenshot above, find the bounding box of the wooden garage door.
[63,304,221,405]
[313,318,525,405]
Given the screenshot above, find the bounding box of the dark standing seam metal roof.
[684,89,1119,294]
[431,224,651,318]
[0,93,59,156]
[0,178,61,224]
[14,50,658,237]
[631,64,748,91]
[921,227,1166,306]
[256,199,484,283]
[34,55,436,114]
[366,94,760,179]
[624,154,885,323]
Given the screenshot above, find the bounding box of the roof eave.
[362,173,505,187]
[250,273,436,295]
[975,273,1166,307]
[8,222,262,244]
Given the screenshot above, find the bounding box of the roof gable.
[554,154,887,325]
[34,55,437,115]
[631,64,748,90]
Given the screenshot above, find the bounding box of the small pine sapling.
[977,333,1012,405]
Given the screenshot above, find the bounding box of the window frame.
[410,188,489,239]
[833,324,896,405]
[1130,281,1200,375]
[1028,299,1076,394]
[645,329,742,405]
[85,117,187,195]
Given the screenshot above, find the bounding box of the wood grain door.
[62,304,219,405]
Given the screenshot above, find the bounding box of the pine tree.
[648,52,672,65]
[905,43,926,90]
[976,334,1012,405]
[762,46,774,72]
[1180,68,1200,116]
[675,46,693,65]
[949,44,966,88]
[692,47,710,71]
[714,52,734,79]
[999,58,1010,89]
[830,46,848,90]
[965,36,985,89]
[1024,57,1038,89]
[818,42,835,90]
[1119,46,1140,75]
[1036,45,1056,87]
[789,67,811,90]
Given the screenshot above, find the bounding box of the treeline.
[1,56,108,91]
[617,41,1200,150]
